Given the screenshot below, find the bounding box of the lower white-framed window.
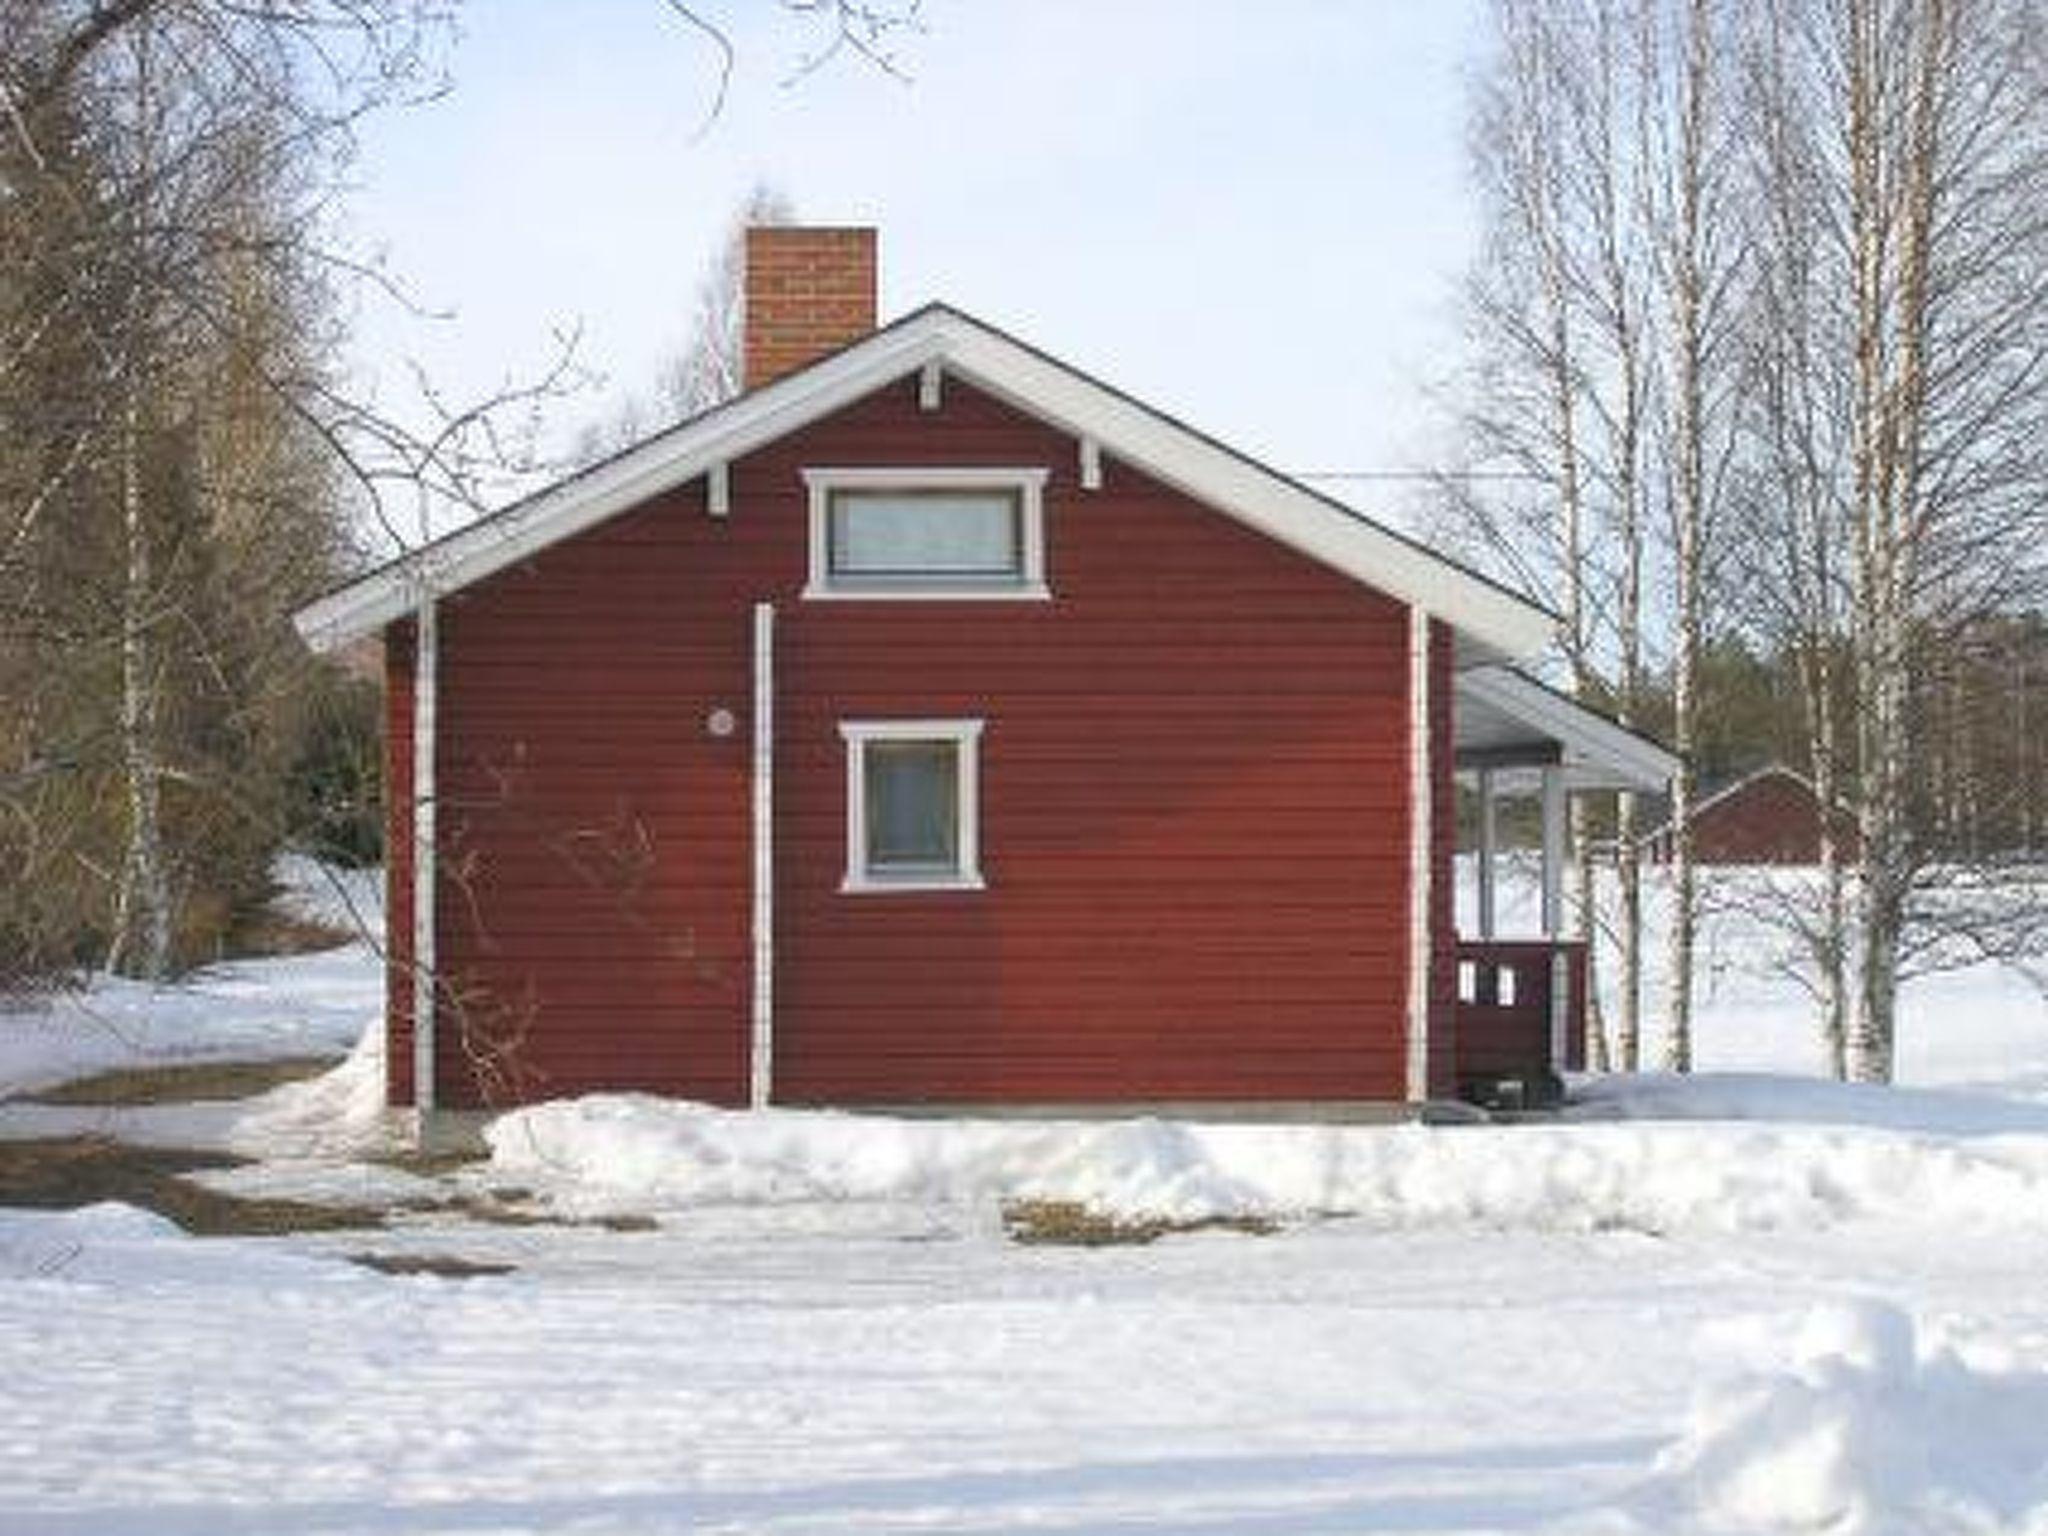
[840,719,985,893]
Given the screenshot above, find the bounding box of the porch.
[1449,667,1680,1109]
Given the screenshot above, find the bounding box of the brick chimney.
[742,226,878,390]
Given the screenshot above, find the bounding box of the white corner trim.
[839,719,985,894]
[707,462,730,518]
[918,359,943,411]
[1406,607,1433,1105]
[411,594,438,1119]
[801,466,1050,601]
[750,603,775,1109]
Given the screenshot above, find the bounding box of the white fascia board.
[294,325,951,653]
[931,318,1557,661]
[1456,667,1681,792]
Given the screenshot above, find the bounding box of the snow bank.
[0,1202,359,1288]
[486,1096,2048,1233]
[1649,1302,2048,1534]
[226,1014,395,1158]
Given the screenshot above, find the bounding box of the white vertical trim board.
[1540,765,1568,1070]
[1406,607,1434,1105]
[707,462,730,518]
[411,594,439,1121]
[1476,767,1498,941]
[1539,766,1565,938]
[918,359,943,411]
[750,604,775,1109]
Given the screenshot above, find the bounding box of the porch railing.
[1453,939,1589,1106]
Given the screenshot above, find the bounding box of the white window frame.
[840,719,986,893]
[803,467,1051,600]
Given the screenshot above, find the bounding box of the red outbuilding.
[1645,764,1857,866]
[295,228,1676,1132]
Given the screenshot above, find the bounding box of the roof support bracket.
[918,360,943,412]
[1079,435,1103,491]
[707,462,731,518]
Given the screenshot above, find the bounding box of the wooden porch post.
[1540,765,1569,1070]
[1477,767,1498,940]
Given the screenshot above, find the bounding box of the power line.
[1290,469,1548,483]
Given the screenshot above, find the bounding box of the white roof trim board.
[294,305,1557,659]
[1454,667,1680,794]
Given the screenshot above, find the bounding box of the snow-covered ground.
[0,856,381,1098]
[1,863,2045,1535]
[1462,854,2048,1091]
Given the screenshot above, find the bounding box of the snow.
[2,860,2047,1533]
[487,1093,2048,1241]
[0,1201,364,1290]
[1642,1302,2048,1534]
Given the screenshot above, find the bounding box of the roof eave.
[1455,667,1681,793]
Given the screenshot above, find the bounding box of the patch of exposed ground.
[1001,1198,1280,1247]
[222,894,358,959]
[23,1056,337,1107]
[346,1252,517,1279]
[0,1137,386,1236]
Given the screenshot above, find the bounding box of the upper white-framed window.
[803,467,1050,600]
[839,719,985,893]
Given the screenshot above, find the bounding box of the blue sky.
[344,1,1486,512]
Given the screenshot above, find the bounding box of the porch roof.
[1452,666,1679,794]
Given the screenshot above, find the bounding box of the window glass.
[829,490,1021,580]
[864,740,960,871]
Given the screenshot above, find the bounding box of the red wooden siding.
[421,375,1427,1109]
[384,619,415,1106]
[1427,618,1459,1100]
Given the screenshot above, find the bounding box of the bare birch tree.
[1733,0,2048,1080]
[1452,0,1733,1073]
[1640,0,1745,1072]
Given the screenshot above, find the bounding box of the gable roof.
[294,303,1557,659]
[1646,762,1835,837]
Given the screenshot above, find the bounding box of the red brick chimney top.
[742,226,878,390]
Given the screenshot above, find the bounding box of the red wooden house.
[294,228,1675,1131]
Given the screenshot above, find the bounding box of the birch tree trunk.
[105,32,174,981]
[1843,0,1946,1083]
[110,379,172,979]
[1660,0,1715,1074]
